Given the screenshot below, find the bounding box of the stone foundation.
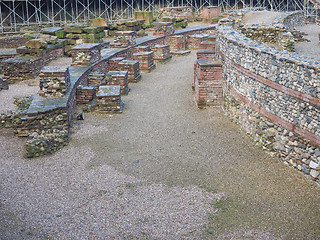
[76,85,96,104]
[105,71,129,95]
[39,66,70,97]
[194,59,223,108]
[197,49,216,60]
[187,34,208,50]
[168,35,187,51]
[217,24,320,182]
[113,31,136,47]
[118,60,141,83]
[2,48,64,83]
[88,72,105,87]
[153,22,174,36]
[96,85,122,113]
[71,43,102,66]
[108,57,126,71]
[151,44,172,62]
[132,51,156,73]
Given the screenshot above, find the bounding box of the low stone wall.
[2,48,63,83]
[217,25,320,182]
[238,11,306,52]
[0,34,29,48]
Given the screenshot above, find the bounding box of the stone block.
[168,35,186,51]
[132,51,156,73]
[39,66,70,97]
[112,31,136,48]
[82,26,105,34]
[88,72,105,87]
[91,18,108,27]
[199,6,220,19]
[194,59,223,108]
[25,39,47,49]
[200,40,215,50]
[105,71,129,95]
[40,27,64,35]
[187,34,209,50]
[39,34,58,44]
[134,11,153,25]
[108,57,126,71]
[118,60,141,83]
[65,26,83,33]
[96,85,122,113]
[71,43,102,66]
[76,85,96,104]
[133,45,151,53]
[153,22,174,36]
[197,49,216,60]
[151,44,172,62]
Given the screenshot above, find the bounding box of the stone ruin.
[0,7,319,186]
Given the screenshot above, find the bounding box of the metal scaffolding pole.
[0,0,318,32]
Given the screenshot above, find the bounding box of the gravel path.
[241,10,283,25]
[1,52,320,239]
[294,24,320,60]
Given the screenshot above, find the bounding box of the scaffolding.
[0,0,318,32]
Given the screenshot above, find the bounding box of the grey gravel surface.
[1,51,320,239]
[295,24,320,60]
[241,10,283,25]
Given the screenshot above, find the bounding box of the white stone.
[309,161,319,169]
[310,169,319,178]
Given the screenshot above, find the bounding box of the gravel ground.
[241,10,284,25]
[295,24,320,60]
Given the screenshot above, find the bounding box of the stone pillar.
[39,66,70,97]
[96,85,122,113]
[105,71,129,95]
[187,34,208,50]
[76,85,96,104]
[151,45,172,63]
[112,31,136,48]
[133,45,151,54]
[132,51,156,73]
[134,11,153,25]
[168,35,187,51]
[118,60,141,83]
[71,43,102,66]
[196,49,216,60]
[200,40,215,50]
[108,57,126,71]
[194,59,223,108]
[207,34,216,42]
[88,72,105,87]
[153,22,174,36]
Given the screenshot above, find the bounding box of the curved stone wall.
[217,25,320,182]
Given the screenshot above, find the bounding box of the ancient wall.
[217,25,320,182]
[238,11,306,52]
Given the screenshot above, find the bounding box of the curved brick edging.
[217,25,320,182]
